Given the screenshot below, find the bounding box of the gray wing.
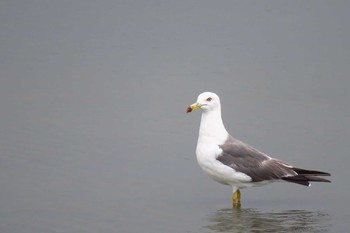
[217,136,297,182]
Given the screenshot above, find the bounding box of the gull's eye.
[206,97,212,102]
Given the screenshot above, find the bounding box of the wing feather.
[217,136,331,185]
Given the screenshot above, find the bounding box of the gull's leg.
[232,189,241,208]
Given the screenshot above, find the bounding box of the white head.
[186,92,228,142]
[186,92,221,113]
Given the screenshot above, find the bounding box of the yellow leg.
[232,189,241,208]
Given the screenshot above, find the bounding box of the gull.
[186,92,331,207]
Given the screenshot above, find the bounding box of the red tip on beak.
[186,107,192,113]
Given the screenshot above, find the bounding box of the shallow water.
[205,208,331,233]
[1,1,349,232]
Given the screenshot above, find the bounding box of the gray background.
[1,1,349,232]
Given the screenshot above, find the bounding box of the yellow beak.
[186,102,201,113]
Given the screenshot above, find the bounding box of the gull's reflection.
[204,208,330,232]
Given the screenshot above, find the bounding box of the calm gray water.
[1,1,349,232]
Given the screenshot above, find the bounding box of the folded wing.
[217,136,331,186]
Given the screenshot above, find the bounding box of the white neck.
[198,109,228,145]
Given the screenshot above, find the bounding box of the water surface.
[0,1,349,232]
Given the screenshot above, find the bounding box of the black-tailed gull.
[186,92,331,207]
